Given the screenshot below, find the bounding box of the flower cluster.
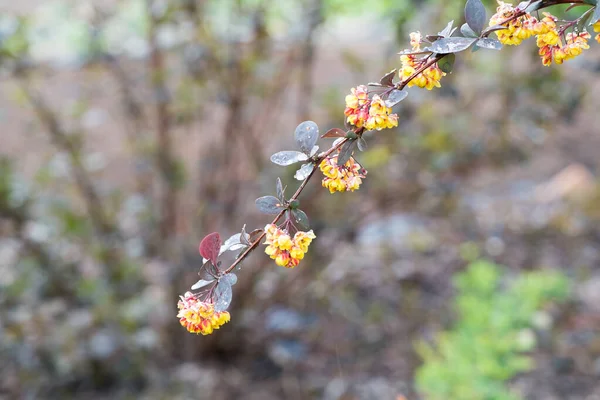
[489,1,538,46]
[319,154,366,193]
[344,85,398,130]
[534,14,590,66]
[594,21,600,44]
[264,224,316,268]
[177,292,230,335]
[399,33,445,90]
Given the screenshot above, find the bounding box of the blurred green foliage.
[416,260,570,400]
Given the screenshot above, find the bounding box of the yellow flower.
[410,31,422,51]
[344,85,370,128]
[489,1,538,46]
[319,154,367,193]
[537,29,590,66]
[177,292,230,335]
[365,95,399,131]
[398,53,445,90]
[594,21,600,43]
[264,224,315,268]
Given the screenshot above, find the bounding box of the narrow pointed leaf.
[465,0,486,34]
[294,163,314,181]
[199,232,221,265]
[384,89,408,108]
[256,196,284,214]
[276,177,285,202]
[270,151,308,166]
[294,121,319,154]
[439,20,455,37]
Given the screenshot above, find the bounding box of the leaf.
[213,279,233,312]
[384,89,408,108]
[438,20,455,37]
[476,38,502,50]
[429,37,477,54]
[276,177,285,202]
[248,229,263,243]
[322,128,346,138]
[191,278,215,290]
[524,0,543,12]
[198,260,219,280]
[460,23,478,38]
[292,209,310,230]
[577,8,594,31]
[294,121,319,154]
[438,53,456,73]
[465,0,486,34]
[379,69,396,87]
[294,163,314,181]
[221,273,238,286]
[219,233,247,254]
[337,140,357,166]
[255,196,284,214]
[357,137,368,152]
[270,151,308,166]
[310,145,319,157]
[199,232,221,265]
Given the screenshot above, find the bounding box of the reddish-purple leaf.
[199,232,221,264]
[322,128,346,138]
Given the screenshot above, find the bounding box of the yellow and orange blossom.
[344,86,399,130]
[399,32,445,90]
[177,292,230,335]
[264,224,315,268]
[319,154,366,193]
[594,21,600,44]
[489,1,537,46]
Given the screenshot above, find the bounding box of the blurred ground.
[2,1,600,399]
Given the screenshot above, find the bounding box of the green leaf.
[255,196,284,214]
[429,37,477,54]
[438,53,456,73]
[294,121,319,154]
[292,209,310,230]
[465,0,486,34]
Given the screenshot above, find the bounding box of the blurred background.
[2,0,600,399]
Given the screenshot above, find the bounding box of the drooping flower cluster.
[533,13,590,66]
[264,224,316,268]
[593,21,600,44]
[489,1,538,46]
[319,154,366,193]
[177,292,230,335]
[399,32,445,90]
[344,85,398,130]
